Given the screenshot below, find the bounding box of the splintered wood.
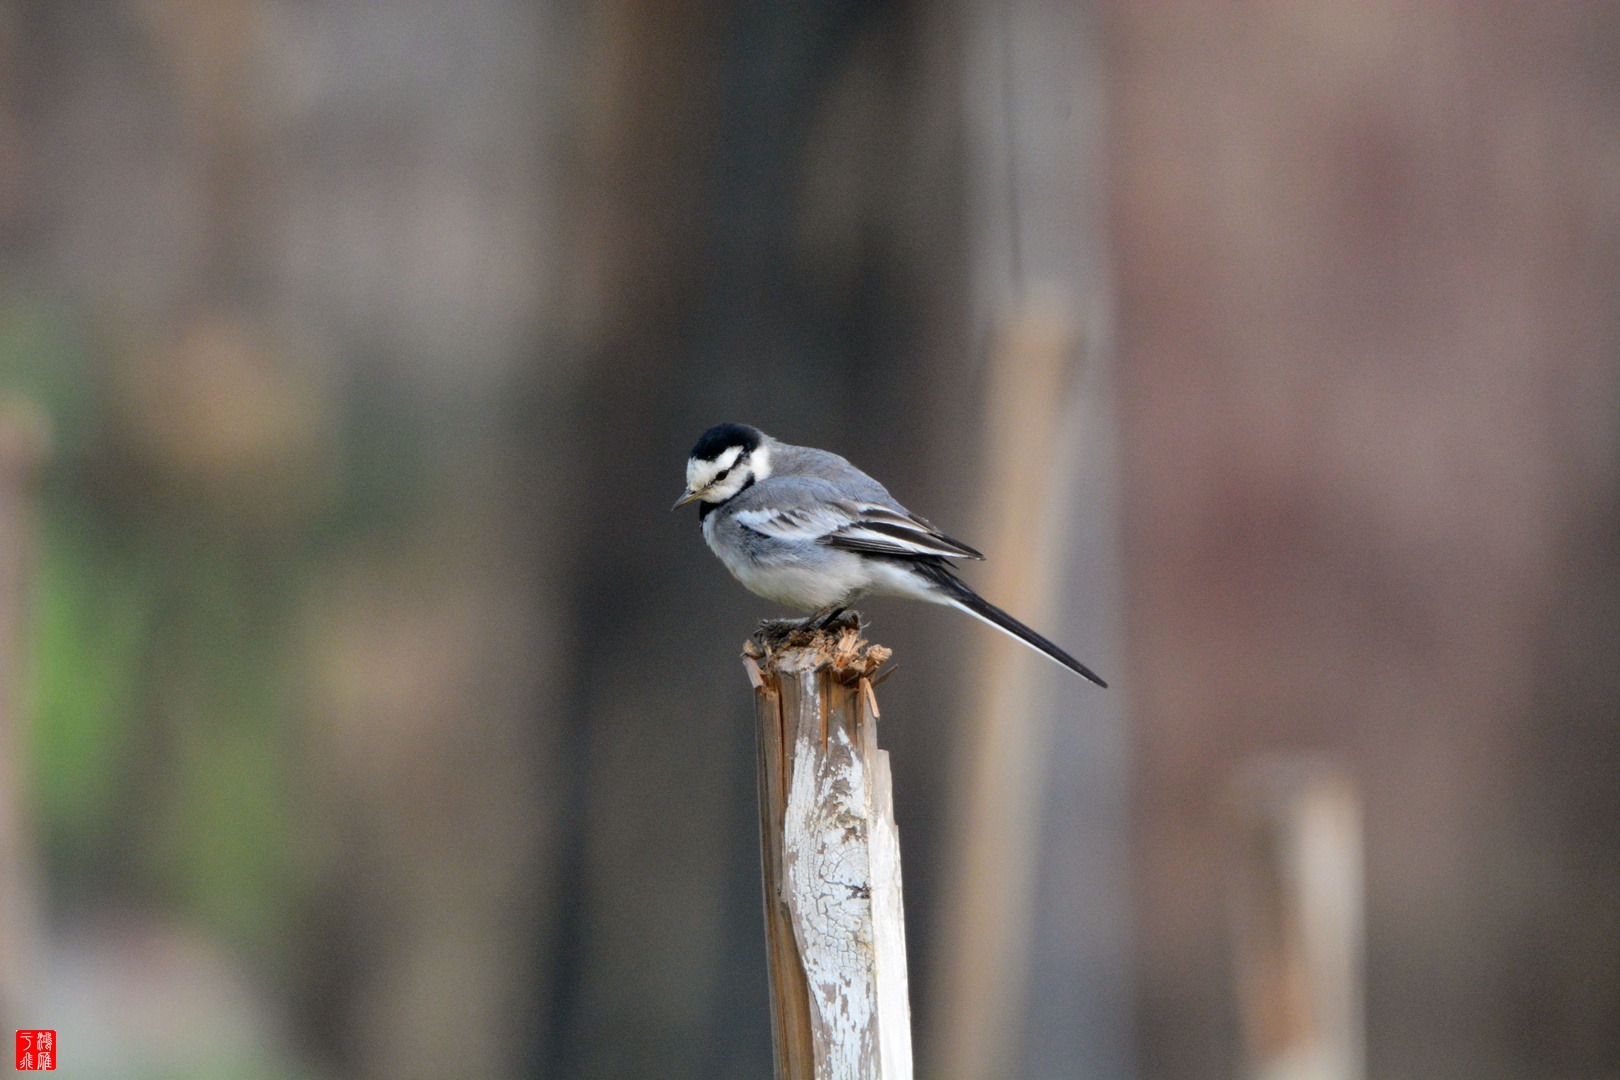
[744,621,911,1080]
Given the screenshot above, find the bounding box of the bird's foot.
[756,608,862,649]
[808,606,849,632]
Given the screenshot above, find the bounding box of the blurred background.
[0,2,1616,1079]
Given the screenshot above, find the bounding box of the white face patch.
[687,444,742,490]
[686,444,748,501]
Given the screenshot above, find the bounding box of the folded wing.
[733,500,984,561]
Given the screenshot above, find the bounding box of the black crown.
[690,423,763,462]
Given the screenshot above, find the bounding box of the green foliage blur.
[1,288,426,977]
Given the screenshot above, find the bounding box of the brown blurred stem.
[0,401,49,1033]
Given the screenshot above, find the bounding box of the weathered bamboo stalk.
[745,618,912,1080]
[934,293,1083,1080]
[1225,759,1364,1080]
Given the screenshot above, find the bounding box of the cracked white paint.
[778,663,912,1079]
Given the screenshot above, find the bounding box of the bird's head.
[673,423,772,509]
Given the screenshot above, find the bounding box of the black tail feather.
[915,563,1107,688]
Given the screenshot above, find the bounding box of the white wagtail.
[673,423,1106,686]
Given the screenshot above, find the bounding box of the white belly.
[722,550,868,610]
[704,516,942,610]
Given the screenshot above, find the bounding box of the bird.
[673,423,1106,687]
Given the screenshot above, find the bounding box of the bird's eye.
[715,466,731,481]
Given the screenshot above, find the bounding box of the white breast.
[703,514,872,610]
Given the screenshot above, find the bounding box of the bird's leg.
[759,608,856,646]
[787,606,845,633]
[807,606,848,632]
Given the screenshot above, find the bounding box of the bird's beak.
[672,487,702,510]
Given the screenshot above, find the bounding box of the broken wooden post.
[744,617,912,1080]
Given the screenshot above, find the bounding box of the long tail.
[913,563,1107,687]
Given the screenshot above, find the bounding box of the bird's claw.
[755,608,862,649]
[807,606,849,632]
